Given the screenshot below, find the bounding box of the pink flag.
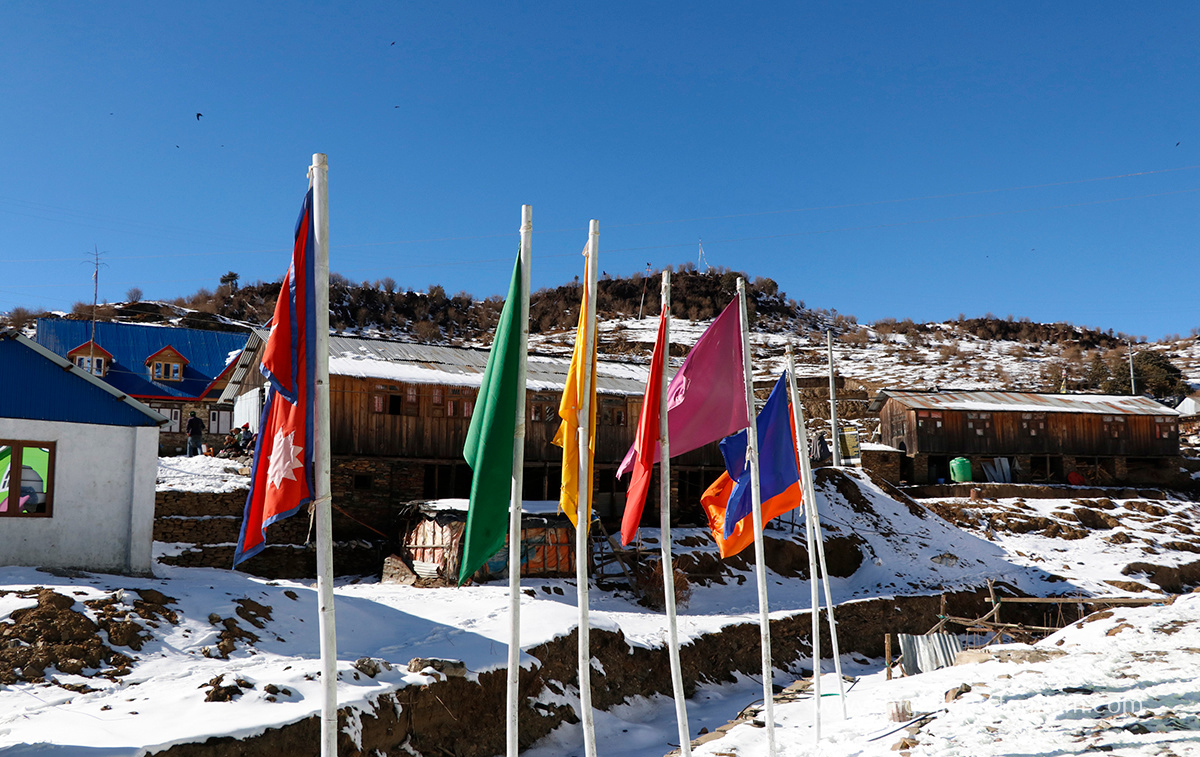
[616,298,748,479]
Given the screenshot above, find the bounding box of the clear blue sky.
[2,2,1196,340]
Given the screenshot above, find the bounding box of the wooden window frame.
[75,356,106,376]
[0,440,56,518]
[154,361,182,382]
[965,411,994,438]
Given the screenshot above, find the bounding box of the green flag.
[459,249,526,585]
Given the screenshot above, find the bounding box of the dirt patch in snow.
[0,589,138,686]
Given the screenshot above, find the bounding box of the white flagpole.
[811,466,848,718]
[736,277,776,756]
[786,346,821,742]
[507,205,532,757]
[575,219,599,757]
[310,153,338,757]
[790,350,848,720]
[658,270,692,756]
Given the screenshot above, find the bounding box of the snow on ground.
[156,456,249,494]
[2,460,1198,755]
[686,594,1200,757]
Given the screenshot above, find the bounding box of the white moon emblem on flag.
[267,428,304,489]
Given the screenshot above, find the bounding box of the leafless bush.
[635,559,691,611]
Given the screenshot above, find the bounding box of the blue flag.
[720,372,800,539]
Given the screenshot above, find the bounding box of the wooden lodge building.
[221,333,730,534]
[868,389,1183,486]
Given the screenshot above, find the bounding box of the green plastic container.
[950,457,972,483]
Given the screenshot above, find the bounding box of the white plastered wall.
[0,418,159,575]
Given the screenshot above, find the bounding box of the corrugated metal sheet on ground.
[897,632,962,676]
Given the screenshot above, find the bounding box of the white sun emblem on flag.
[266,428,304,489]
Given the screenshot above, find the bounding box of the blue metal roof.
[0,332,164,427]
[35,319,249,402]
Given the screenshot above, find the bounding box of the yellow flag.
[552,266,597,531]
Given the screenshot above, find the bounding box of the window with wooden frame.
[463,400,474,419]
[916,409,944,433]
[1019,412,1047,438]
[74,355,107,376]
[427,386,446,417]
[153,361,182,381]
[1154,416,1177,440]
[965,411,993,438]
[0,441,55,517]
[1102,415,1126,439]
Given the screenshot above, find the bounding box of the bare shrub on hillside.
[842,327,870,346]
[413,320,441,342]
[4,307,37,330]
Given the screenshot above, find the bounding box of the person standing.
[185,411,206,457]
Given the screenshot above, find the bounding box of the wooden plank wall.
[891,400,1179,457]
[330,375,643,464]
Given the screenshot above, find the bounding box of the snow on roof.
[326,335,649,395]
[413,498,564,516]
[872,389,1179,416]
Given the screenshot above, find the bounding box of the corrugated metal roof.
[222,332,651,398]
[327,335,650,395]
[870,389,1178,417]
[0,330,166,427]
[35,319,249,402]
[216,327,269,403]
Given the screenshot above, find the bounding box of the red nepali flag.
[234,189,317,566]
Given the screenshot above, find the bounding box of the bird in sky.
[390,41,396,46]
[195,113,203,121]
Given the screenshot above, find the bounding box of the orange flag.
[699,402,804,559]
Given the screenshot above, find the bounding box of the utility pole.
[638,262,651,320]
[1127,340,1136,395]
[87,245,106,375]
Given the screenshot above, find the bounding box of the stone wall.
[860,448,902,484]
[154,488,386,579]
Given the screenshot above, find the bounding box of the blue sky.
[1,2,1196,340]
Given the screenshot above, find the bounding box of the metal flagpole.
[811,480,848,718]
[575,220,599,757]
[785,346,821,742]
[737,277,777,756]
[658,270,692,756]
[827,331,841,467]
[506,206,532,757]
[790,346,848,719]
[310,153,338,757]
